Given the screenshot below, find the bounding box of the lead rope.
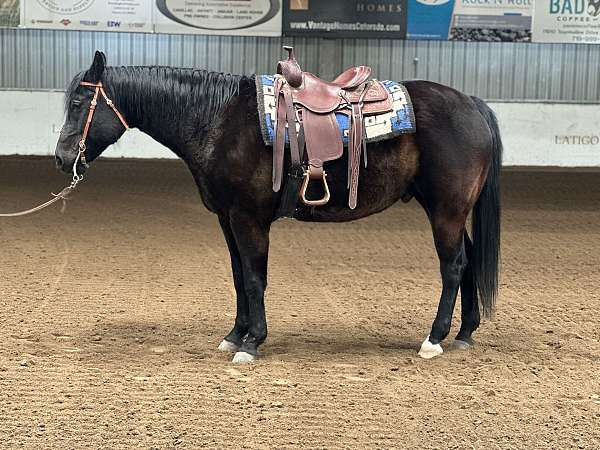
[0,152,84,217]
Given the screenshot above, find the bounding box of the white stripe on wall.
[0,91,599,166]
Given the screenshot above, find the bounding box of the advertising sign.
[532,0,600,43]
[283,0,407,39]
[450,0,532,42]
[22,0,152,32]
[0,0,19,27]
[407,0,455,40]
[153,0,282,36]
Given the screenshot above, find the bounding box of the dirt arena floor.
[0,156,598,449]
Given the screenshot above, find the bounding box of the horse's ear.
[85,51,107,83]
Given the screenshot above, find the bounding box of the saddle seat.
[291,71,391,114]
[272,46,394,213]
[332,65,373,89]
[291,71,392,114]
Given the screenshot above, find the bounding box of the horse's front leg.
[217,215,249,353]
[226,209,270,364]
[418,216,468,359]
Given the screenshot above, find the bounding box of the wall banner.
[22,0,152,32]
[450,0,532,42]
[153,0,282,36]
[283,0,407,39]
[0,0,19,27]
[532,0,600,43]
[407,0,455,40]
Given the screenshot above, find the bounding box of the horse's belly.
[294,136,419,223]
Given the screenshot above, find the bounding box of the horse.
[55,51,501,364]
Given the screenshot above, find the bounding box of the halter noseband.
[77,81,129,166]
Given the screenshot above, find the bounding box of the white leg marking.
[418,335,443,359]
[217,339,240,353]
[232,351,255,364]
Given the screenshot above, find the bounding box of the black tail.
[471,96,502,319]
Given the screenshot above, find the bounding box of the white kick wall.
[0,90,599,167]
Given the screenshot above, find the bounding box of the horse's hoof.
[453,338,473,351]
[217,339,240,353]
[418,336,443,359]
[232,351,255,364]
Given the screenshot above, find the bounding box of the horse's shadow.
[270,328,420,357]
[64,318,423,363]
[67,318,511,365]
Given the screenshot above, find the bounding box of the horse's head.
[55,51,128,174]
[589,0,600,16]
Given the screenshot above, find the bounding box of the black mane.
[65,66,251,130]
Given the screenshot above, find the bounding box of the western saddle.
[273,46,393,214]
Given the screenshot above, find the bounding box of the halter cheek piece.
[77,81,129,167]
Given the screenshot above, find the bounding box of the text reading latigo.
[555,135,600,145]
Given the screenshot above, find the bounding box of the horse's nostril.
[55,155,63,168]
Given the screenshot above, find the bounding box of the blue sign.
[407,0,455,40]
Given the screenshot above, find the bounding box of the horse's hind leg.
[455,231,480,349]
[217,215,249,353]
[418,212,468,359]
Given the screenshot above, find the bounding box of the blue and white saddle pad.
[255,74,416,147]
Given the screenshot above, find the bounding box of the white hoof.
[418,336,443,359]
[232,351,255,364]
[217,339,240,353]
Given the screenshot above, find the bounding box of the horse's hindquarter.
[404,80,492,173]
[402,80,493,210]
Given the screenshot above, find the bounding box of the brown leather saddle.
[273,46,393,212]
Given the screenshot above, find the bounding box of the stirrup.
[300,169,330,206]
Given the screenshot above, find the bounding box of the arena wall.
[1,29,599,166]
[1,29,600,102]
[0,90,598,166]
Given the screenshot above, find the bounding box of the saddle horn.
[277,46,303,88]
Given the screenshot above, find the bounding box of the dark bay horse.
[55,51,501,363]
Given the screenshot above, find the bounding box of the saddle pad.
[256,75,416,147]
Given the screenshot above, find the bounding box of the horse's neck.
[113,74,198,159]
